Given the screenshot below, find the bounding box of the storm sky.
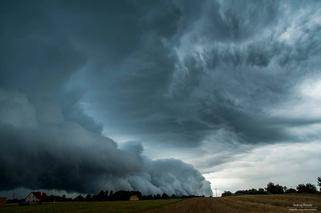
[1,0,321,196]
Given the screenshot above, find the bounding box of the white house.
[25,192,47,203]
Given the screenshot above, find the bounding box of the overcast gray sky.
[0,0,321,197]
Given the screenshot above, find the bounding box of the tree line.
[71,190,201,202]
[222,177,321,197]
[6,190,203,204]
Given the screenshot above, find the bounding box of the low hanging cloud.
[0,89,212,196]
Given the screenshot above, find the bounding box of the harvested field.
[0,199,181,213]
[147,194,321,213]
[0,194,320,212]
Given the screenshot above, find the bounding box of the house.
[25,192,47,203]
[129,195,139,201]
[0,197,6,207]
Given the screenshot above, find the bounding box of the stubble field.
[1,194,320,213]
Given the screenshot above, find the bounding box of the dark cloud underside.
[1,0,321,195]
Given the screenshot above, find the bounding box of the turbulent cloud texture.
[0,89,211,196]
[1,0,321,195]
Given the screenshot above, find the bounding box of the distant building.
[25,192,47,203]
[129,195,139,201]
[0,197,6,207]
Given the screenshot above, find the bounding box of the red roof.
[31,192,47,200]
[0,197,6,204]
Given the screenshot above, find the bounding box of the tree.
[161,193,169,199]
[285,188,296,193]
[95,190,106,201]
[74,195,84,201]
[222,191,232,197]
[304,183,317,193]
[266,182,284,194]
[318,177,321,191]
[296,183,317,193]
[85,194,92,201]
[258,188,266,194]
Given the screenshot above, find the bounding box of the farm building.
[25,192,47,203]
[0,197,6,207]
[129,195,139,201]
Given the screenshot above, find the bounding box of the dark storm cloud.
[0,0,213,195]
[0,0,321,194]
[73,0,321,146]
[0,89,211,195]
